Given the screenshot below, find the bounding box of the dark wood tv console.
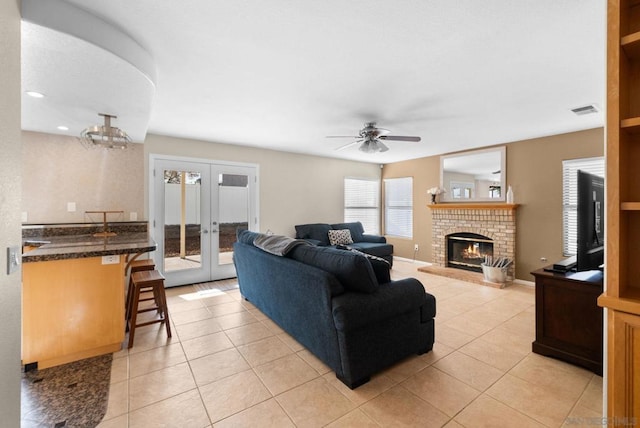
[531,268,603,375]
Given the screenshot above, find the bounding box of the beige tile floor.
[98,260,603,428]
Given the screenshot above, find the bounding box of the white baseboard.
[393,256,429,266]
[513,278,535,287]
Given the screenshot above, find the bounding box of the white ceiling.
[21,0,605,164]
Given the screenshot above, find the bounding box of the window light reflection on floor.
[179,288,227,301]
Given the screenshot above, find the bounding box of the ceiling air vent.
[571,104,599,116]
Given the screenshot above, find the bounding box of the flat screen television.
[576,170,605,272]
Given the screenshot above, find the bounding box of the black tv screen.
[576,170,604,272]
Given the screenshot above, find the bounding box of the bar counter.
[22,232,156,263]
[22,229,157,369]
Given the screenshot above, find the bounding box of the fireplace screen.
[447,233,494,272]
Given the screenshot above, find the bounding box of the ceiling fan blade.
[326,136,360,138]
[335,140,362,151]
[379,135,421,142]
[330,123,420,153]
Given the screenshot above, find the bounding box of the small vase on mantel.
[431,193,437,204]
[506,186,514,204]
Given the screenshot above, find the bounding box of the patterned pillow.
[328,229,353,246]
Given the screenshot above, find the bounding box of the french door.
[151,156,258,287]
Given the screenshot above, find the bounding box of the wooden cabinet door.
[22,256,125,368]
[608,310,640,422]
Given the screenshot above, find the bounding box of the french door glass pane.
[218,173,249,265]
[163,170,202,271]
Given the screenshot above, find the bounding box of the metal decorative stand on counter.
[85,210,124,237]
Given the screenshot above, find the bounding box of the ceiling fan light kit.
[359,139,389,153]
[328,122,421,154]
[80,113,131,150]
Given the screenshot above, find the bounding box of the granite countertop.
[22,233,157,263]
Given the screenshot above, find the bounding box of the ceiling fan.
[327,122,421,153]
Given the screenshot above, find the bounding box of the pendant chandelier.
[80,113,131,150]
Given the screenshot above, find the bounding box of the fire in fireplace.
[447,232,494,273]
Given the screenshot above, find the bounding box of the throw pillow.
[328,229,353,246]
[331,222,365,242]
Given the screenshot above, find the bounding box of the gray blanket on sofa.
[253,234,310,256]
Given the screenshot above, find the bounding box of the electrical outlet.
[102,255,120,265]
[6,246,20,274]
[414,244,419,252]
[67,202,76,212]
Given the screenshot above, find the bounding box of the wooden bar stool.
[125,259,156,326]
[128,270,171,348]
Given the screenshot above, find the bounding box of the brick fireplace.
[423,203,518,285]
[447,232,494,273]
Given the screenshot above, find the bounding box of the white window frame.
[344,177,380,235]
[562,156,605,256]
[384,177,413,238]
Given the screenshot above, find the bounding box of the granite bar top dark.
[22,221,147,238]
[22,233,156,263]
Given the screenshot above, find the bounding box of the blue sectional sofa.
[233,229,436,389]
[294,222,394,266]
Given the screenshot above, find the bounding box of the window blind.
[384,177,413,238]
[344,178,380,234]
[562,157,605,256]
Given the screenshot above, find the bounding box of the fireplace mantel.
[428,203,519,210]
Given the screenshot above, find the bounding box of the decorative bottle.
[506,186,514,204]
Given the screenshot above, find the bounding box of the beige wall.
[383,154,440,262]
[0,0,22,423]
[509,128,604,280]
[22,125,604,281]
[22,131,381,235]
[383,127,604,281]
[22,131,145,223]
[144,134,381,236]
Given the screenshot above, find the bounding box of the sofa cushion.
[237,229,262,245]
[288,245,379,293]
[332,280,428,332]
[328,229,354,246]
[359,234,386,244]
[352,250,390,284]
[349,242,394,257]
[336,246,391,284]
[331,222,365,242]
[295,223,331,246]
